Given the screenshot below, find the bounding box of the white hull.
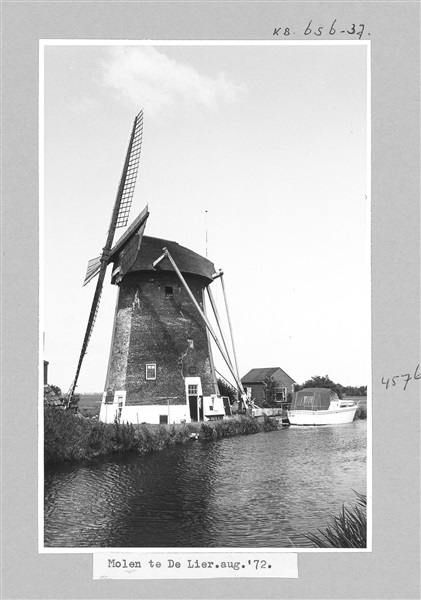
[287,405,357,426]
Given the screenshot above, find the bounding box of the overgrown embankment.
[44,408,279,464]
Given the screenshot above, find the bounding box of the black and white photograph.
[1,0,420,597]
[41,41,370,551]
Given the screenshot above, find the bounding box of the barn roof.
[241,367,296,384]
[130,236,216,282]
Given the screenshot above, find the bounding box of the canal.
[44,420,367,548]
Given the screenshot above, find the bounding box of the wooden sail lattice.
[67,287,102,401]
[117,225,146,276]
[115,111,144,229]
[67,109,145,403]
[85,288,102,346]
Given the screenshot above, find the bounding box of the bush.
[263,415,279,431]
[306,492,367,548]
[354,405,367,420]
[44,408,91,462]
[200,415,277,440]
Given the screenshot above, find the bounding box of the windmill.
[66,109,148,405]
[67,110,251,422]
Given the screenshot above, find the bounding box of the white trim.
[113,390,126,404]
[145,363,157,380]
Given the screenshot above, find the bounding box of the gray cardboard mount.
[1,1,420,599]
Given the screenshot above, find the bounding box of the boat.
[287,387,358,426]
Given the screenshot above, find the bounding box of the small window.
[188,366,197,375]
[188,384,198,395]
[159,415,168,424]
[188,339,194,349]
[209,405,213,411]
[165,286,173,297]
[146,363,156,380]
[275,386,287,403]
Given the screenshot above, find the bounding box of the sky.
[42,42,369,394]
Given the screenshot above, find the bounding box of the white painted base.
[99,402,191,425]
[98,396,228,425]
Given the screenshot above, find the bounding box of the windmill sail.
[67,110,144,403]
[115,111,143,229]
[83,205,149,286]
[110,204,149,259]
[110,204,149,278]
[83,256,101,286]
[117,225,146,277]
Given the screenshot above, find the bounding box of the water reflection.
[44,420,367,548]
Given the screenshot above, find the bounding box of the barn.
[241,367,296,407]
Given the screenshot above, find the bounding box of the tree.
[295,375,343,399]
[262,375,278,408]
[344,385,367,397]
[217,378,237,403]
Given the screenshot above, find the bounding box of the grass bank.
[306,492,367,548]
[44,408,279,464]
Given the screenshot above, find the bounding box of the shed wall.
[243,369,295,407]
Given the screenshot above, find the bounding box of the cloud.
[101,46,246,116]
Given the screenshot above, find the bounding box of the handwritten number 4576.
[382,364,421,391]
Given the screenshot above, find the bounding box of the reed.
[44,409,280,464]
[306,492,367,548]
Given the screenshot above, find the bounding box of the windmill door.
[113,391,126,422]
[188,384,199,421]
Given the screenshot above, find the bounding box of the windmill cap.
[131,235,216,282]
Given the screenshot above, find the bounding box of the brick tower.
[100,234,221,424]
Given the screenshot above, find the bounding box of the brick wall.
[105,271,218,406]
[244,373,295,407]
[247,384,265,405]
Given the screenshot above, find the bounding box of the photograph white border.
[38,38,372,556]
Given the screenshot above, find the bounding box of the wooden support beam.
[219,271,241,383]
[206,286,236,377]
[161,248,245,395]
[152,252,167,269]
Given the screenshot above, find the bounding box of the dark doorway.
[189,396,198,421]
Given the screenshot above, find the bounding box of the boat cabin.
[290,388,337,411]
